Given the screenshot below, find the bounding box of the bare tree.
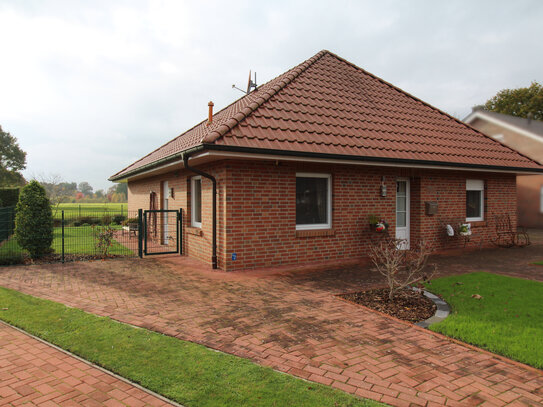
[368,238,437,301]
[33,174,73,217]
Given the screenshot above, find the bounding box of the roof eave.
[108,145,206,182]
[115,144,543,180]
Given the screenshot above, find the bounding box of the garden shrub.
[78,216,92,225]
[92,225,115,258]
[78,216,101,226]
[14,181,53,258]
[112,214,126,225]
[0,188,20,207]
[0,252,24,265]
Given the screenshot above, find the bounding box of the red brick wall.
[128,159,517,271]
[223,161,516,271]
[127,163,226,267]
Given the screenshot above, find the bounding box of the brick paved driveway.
[0,322,173,406]
[1,243,543,407]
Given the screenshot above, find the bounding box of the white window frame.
[466,179,484,222]
[191,176,202,228]
[295,172,332,230]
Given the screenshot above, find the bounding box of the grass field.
[0,225,134,260]
[52,203,128,219]
[427,272,543,368]
[0,287,380,407]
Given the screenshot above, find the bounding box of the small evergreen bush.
[14,181,53,258]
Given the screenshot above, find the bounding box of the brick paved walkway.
[0,322,174,406]
[1,244,543,406]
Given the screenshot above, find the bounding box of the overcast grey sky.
[1,0,542,191]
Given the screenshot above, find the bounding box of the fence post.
[138,209,143,258]
[78,204,81,217]
[178,209,182,255]
[61,210,65,263]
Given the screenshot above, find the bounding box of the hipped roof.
[110,50,543,181]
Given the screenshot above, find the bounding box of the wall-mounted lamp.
[169,187,174,199]
[380,176,387,197]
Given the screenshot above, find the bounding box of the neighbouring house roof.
[464,108,543,139]
[110,50,543,181]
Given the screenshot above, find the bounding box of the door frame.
[395,177,411,250]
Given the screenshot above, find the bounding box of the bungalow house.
[110,50,543,271]
[464,107,543,228]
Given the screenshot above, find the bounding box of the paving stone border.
[0,320,183,407]
[414,288,450,328]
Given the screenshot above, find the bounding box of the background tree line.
[39,176,127,205]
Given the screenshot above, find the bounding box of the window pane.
[397,181,406,194]
[396,196,406,211]
[193,179,202,224]
[466,190,481,218]
[397,212,406,227]
[296,177,328,225]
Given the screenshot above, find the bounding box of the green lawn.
[533,261,543,265]
[0,287,381,407]
[426,272,543,368]
[52,203,128,219]
[0,225,133,259]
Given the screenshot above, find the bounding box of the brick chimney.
[207,101,214,125]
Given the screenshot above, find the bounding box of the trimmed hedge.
[0,188,20,208]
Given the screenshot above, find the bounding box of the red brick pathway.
[0,322,174,406]
[1,244,543,406]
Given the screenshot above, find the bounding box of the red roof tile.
[110,50,543,180]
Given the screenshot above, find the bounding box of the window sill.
[296,229,335,238]
[187,227,203,236]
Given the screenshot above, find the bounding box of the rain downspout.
[182,101,217,269]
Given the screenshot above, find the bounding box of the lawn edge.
[0,287,384,407]
[333,291,543,376]
[0,319,185,407]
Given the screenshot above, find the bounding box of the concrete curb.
[414,288,450,328]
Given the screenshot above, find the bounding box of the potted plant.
[368,215,389,232]
[459,223,472,236]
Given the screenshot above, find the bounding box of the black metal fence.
[0,207,15,244]
[0,209,141,265]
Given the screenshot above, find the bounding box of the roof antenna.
[232,70,257,94]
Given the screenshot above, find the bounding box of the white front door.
[162,181,169,244]
[395,179,410,250]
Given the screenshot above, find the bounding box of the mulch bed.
[339,287,436,323]
[0,253,131,266]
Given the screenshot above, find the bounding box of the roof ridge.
[201,50,329,144]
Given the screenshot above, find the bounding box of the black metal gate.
[141,209,181,256]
